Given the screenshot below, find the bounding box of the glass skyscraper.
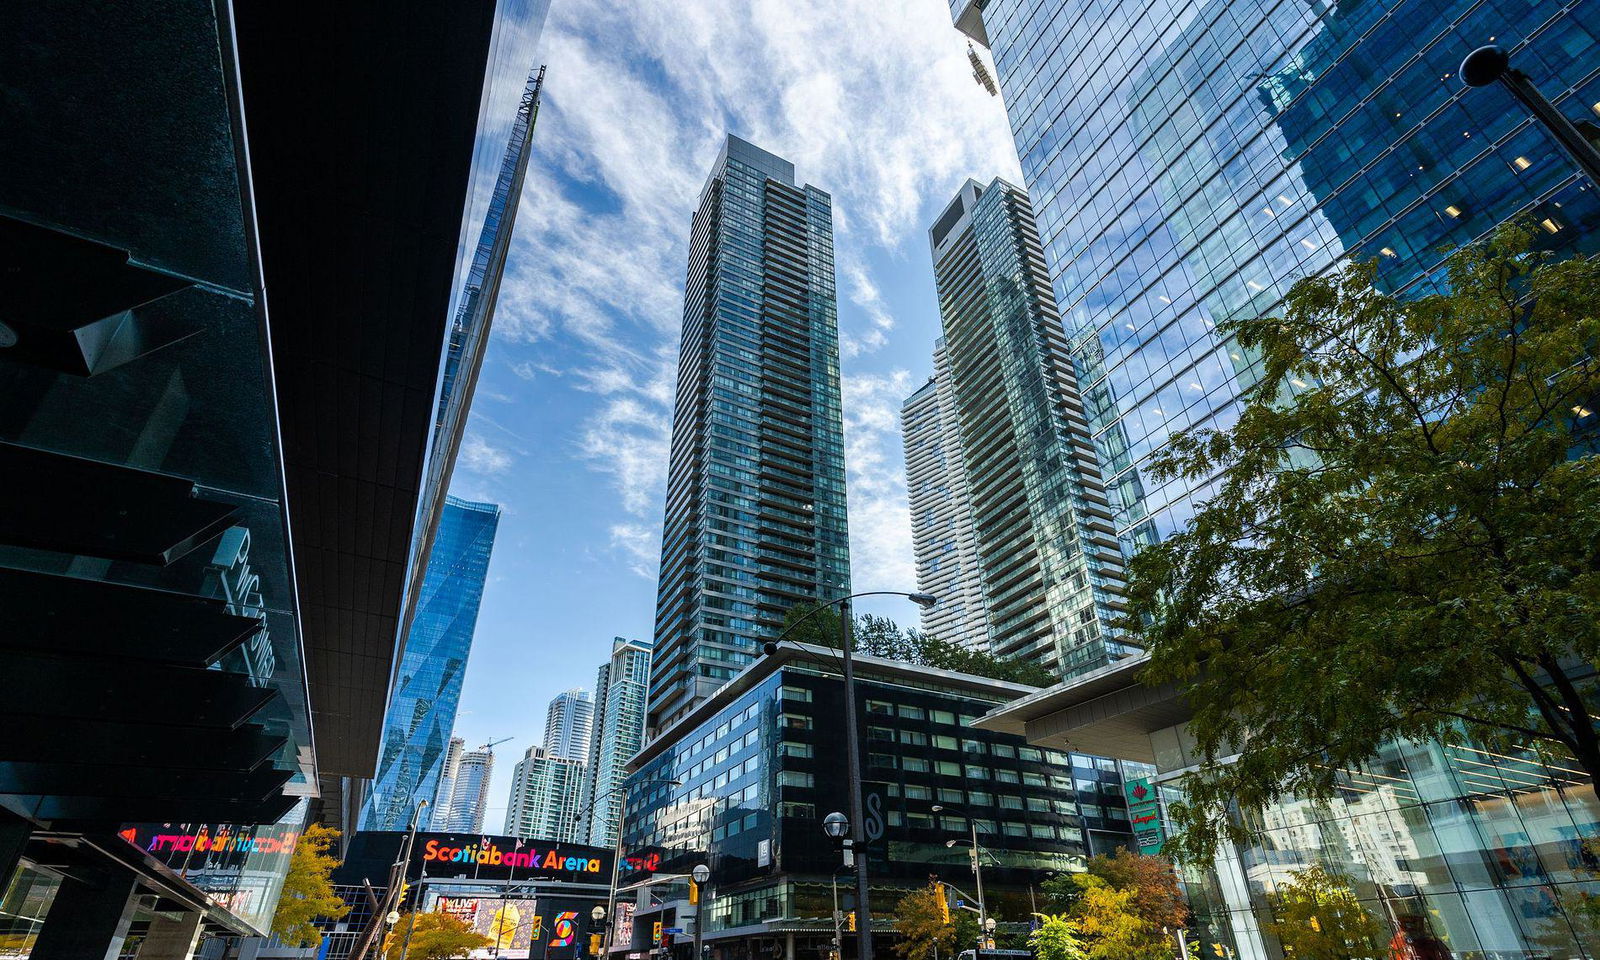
[360,496,501,831]
[581,637,654,847]
[901,339,992,652]
[926,178,1132,676]
[953,0,1600,554]
[649,135,851,734]
[955,0,1600,956]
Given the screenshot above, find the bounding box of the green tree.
[270,823,349,947]
[1261,867,1386,960]
[1072,876,1166,960]
[1031,912,1089,960]
[1122,224,1600,862]
[780,603,843,648]
[892,885,958,960]
[382,910,492,959]
[1085,850,1187,933]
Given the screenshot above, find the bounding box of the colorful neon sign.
[421,839,603,873]
[550,911,578,947]
[120,825,299,856]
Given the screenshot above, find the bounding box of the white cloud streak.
[492,0,1018,581]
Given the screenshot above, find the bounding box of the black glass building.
[618,646,1138,960]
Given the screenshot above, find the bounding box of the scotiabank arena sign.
[407,833,614,883]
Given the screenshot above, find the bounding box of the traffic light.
[590,934,604,957]
[689,880,700,905]
[846,912,857,932]
[933,883,950,925]
[397,881,411,908]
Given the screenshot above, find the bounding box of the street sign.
[665,928,684,935]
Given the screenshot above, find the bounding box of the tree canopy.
[1036,850,1186,960]
[270,823,349,947]
[382,910,491,960]
[891,884,961,960]
[1122,224,1600,861]
[1030,912,1088,960]
[781,604,1057,687]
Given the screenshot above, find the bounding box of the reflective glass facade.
[582,637,654,847]
[360,496,501,831]
[902,340,993,652]
[957,0,1600,552]
[1156,728,1600,959]
[651,136,851,733]
[955,0,1600,957]
[928,178,1133,676]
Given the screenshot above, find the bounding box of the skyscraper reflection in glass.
[954,0,1600,956]
[955,0,1600,554]
[359,496,500,831]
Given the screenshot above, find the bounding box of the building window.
[1023,772,1046,787]
[996,769,1019,784]
[931,710,957,725]
[1003,822,1027,837]
[904,757,930,773]
[870,753,897,770]
[1030,824,1055,840]
[900,730,928,746]
[780,685,814,702]
[780,742,813,759]
[898,705,926,720]
[933,735,959,751]
[969,791,993,806]
[779,714,812,730]
[938,788,964,803]
[906,785,931,800]
[999,796,1023,810]
[993,744,1016,759]
[779,771,814,788]
[780,802,816,818]
[936,761,961,777]
[866,700,893,715]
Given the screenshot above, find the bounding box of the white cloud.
[610,522,661,579]
[495,0,1018,578]
[460,434,514,476]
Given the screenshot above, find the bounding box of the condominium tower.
[649,135,851,733]
[436,745,495,833]
[504,745,586,841]
[953,0,1600,956]
[581,637,654,847]
[928,179,1132,677]
[900,340,991,650]
[544,688,594,762]
[359,496,501,831]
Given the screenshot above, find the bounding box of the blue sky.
[446,0,1022,828]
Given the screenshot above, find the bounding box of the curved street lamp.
[764,591,937,960]
[1459,44,1600,189]
[932,804,991,951]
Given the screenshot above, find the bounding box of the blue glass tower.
[956,1,1600,956]
[360,496,500,831]
[954,0,1600,554]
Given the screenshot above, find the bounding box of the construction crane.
[479,736,513,753]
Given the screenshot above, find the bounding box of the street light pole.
[932,806,988,952]
[396,798,430,960]
[766,590,935,960]
[838,603,875,960]
[600,778,682,959]
[1460,45,1600,188]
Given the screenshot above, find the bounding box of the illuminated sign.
[422,839,603,874]
[621,852,661,873]
[551,911,579,947]
[121,825,299,856]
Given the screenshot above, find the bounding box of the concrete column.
[136,910,205,959]
[29,868,139,960]
[784,933,795,960]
